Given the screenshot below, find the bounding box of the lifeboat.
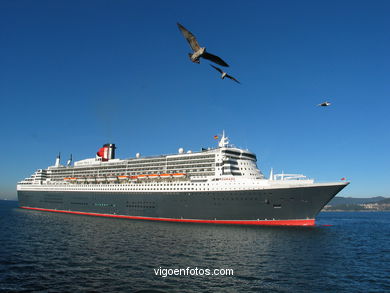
[148,174,159,179]
[137,174,148,180]
[96,177,106,182]
[86,177,96,183]
[77,178,86,183]
[173,173,186,178]
[118,175,129,181]
[160,173,171,179]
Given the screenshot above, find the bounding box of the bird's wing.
[209,64,223,73]
[177,23,200,52]
[226,74,240,84]
[202,52,229,67]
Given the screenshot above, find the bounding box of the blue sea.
[0,200,389,292]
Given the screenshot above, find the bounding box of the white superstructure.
[18,133,320,193]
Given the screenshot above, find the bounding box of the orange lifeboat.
[160,173,171,179]
[173,173,186,178]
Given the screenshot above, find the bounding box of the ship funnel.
[97,144,116,161]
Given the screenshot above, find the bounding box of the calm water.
[0,200,389,292]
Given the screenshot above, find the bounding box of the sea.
[0,200,389,293]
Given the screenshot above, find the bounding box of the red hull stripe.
[20,207,315,226]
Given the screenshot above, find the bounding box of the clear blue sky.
[1,0,389,199]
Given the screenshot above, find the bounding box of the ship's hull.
[17,183,347,226]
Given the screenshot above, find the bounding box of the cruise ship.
[17,132,348,226]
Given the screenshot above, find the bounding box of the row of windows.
[51,165,215,175]
[166,163,214,169]
[94,203,116,207]
[128,158,215,165]
[222,150,257,160]
[127,204,155,209]
[50,170,215,181]
[222,150,242,156]
[222,160,238,165]
[127,158,166,164]
[213,197,269,201]
[31,186,260,192]
[241,154,257,160]
[126,201,156,209]
[168,160,214,166]
[167,155,215,162]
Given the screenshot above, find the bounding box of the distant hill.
[328,196,387,205]
[324,196,390,211]
[377,198,390,204]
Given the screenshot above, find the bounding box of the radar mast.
[218,130,229,148]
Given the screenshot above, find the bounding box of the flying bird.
[177,22,229,67]
[210,64,240,84]
[318,101,331,107]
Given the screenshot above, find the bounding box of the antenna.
[55,152,61,167]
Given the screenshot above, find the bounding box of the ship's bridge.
[214,132,263,179]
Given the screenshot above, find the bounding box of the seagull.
[210,64,240,83]
[318,101,331,107]
[177,22,229,67]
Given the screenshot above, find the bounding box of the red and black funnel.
[97,144,116,161]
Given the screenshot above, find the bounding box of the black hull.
[17,183,347,225]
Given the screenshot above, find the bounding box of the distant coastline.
[322,196,390,212]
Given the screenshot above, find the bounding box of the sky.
[0,0,389,199]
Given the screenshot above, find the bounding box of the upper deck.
[18,132,263,186]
